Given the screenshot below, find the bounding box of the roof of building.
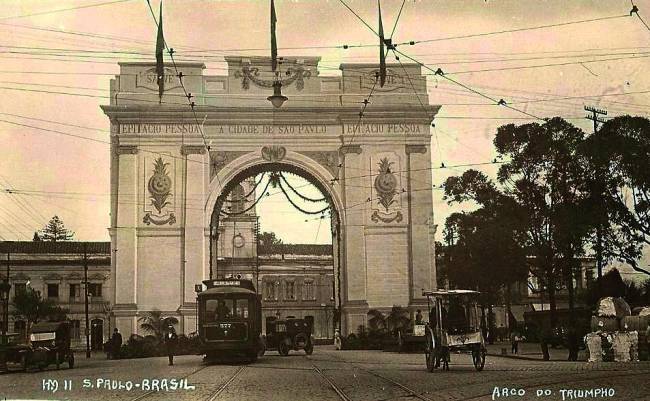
[0,241,110,254]
[259,243,332,256]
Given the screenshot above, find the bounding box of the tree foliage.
[39,215,74,242]
[585,116,650,274]
[137,309,179,341]
[12,287,69,339]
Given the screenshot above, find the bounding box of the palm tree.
[138,309,179,341]
[386,305,411,335]
[367,309,387,333]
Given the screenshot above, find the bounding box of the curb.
[487,352,587,362]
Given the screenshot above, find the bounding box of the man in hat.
[111,328,122,360]
[165,324,178,366]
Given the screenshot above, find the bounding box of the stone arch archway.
[204,148,347,330]
[102,57,439,337]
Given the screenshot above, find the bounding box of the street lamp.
[267,80,287,108]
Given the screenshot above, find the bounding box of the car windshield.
[204,297,250,322]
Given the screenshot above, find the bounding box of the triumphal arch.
[102,57,439,336]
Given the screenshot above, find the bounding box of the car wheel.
[278,342,289,356]
[304,342,314,355]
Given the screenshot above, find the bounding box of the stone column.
[339,144,368,333]
[406,144,435,304]
[114,145,139,335]
[180,145,206,334]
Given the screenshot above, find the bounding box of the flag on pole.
[271,0,278,72]
[378,0,386,87]
[155,1,165,102]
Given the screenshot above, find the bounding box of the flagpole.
[155,1,165,103]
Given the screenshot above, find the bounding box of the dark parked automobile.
[265,318,314,356]
[1,321,74,372]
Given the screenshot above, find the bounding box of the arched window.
[230,184,245,214]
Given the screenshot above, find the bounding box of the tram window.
[235,299,249,319]
[205,299,234,321]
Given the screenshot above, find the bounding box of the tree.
[586,116,650,275]
[443,170,528,341]
[39,216,74,242]
[12,287,68,340]
[494,118,594,331]
[258,231,283,254]
[138,309,179,341]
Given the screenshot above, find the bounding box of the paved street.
[1,346,648,401]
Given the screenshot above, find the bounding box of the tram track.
[307,354,434,401]
[127,363,246,401]
[128,364,212,401]
[204,365,246,401]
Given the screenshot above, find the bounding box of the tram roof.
[422,289,480,296]
[199,286,257,296]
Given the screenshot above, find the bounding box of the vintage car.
[0,321,74,372]
[265,317,314,356]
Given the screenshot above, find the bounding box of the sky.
[0,0,649,279]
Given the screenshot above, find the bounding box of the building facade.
[0,242,111,349]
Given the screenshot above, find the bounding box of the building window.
[89,283,102,298]
[14,283,26,296]
[264,281,278,301]
[69,284,81,300]
[47,284,59,299]
[285,281,296,301]
[70,320,81,340]
[303,280,315,300]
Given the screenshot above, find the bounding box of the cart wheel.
[278,342,290,356]
[424,331,435,372]
[68,354,74,369]
[304,342,314,355]
[472,347,486,371]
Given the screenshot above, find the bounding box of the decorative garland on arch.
[279,172,328,203]
[276,175,331,215]
[223,173,266,203]
[220,176,273,216]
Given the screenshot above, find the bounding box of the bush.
[115,332,202,359]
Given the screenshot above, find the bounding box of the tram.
[196,278,264,361]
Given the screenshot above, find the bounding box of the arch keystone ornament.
[261,145,286,162]
[102,57,440,338]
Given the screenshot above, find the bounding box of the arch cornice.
[100,105,439,125]
[204,149,345,227]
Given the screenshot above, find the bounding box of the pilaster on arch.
[204,148,344,224]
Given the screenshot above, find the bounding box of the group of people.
[107,325,178,366]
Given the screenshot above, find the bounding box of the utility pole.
[83,243,90,358]
[585,106,608,279]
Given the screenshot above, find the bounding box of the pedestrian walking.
[111,328,123,360]
[510,330,520,354]
[165,324,178,366]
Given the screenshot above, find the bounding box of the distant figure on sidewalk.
[111,328,123,360]
[165,324,178,366]
[415,310,423,324]
[510,331,520,354]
